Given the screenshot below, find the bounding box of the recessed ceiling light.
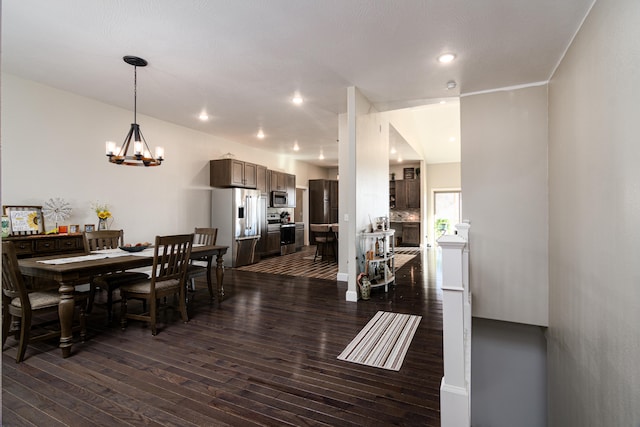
[199,112,209,121]
[447,80,457,90]
[398,156,403,163]
[438,53,456,63]
[439,100,446,104]
[292,93,303,105]
[293,141,300,151]
[257,129,265,139]
[318,151,325,160]
[390,147,397,154]
[449,136,456,142]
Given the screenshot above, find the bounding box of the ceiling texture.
[2,0,594,167]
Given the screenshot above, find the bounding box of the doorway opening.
[434,191,461,238]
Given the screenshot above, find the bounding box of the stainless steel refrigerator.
[211,188,262,267]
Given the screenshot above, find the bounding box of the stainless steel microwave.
[271,191,288,207]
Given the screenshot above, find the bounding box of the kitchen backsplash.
[389,208,420,222]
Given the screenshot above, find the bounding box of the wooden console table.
[2,233,85,258]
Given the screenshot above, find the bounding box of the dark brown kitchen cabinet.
[210,159,258,188]
[402,222,420,246]
[286,173,296,207]
[256,164,268,194]
[266,225,281,256]
[295,223,304,249]
[393,179,420,209]
[269,170,285,192]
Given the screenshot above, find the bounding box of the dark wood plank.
[3,247,442,426]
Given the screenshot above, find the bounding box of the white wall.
[547,0,640,424]
[460,85,549,327]
[1,74,326,243]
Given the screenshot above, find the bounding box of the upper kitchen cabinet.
[268,170,296,207]
[393,179,420,209]
[210,159,258,189]
[256,164,268,194]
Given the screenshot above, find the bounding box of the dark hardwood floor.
[2,247,442,426]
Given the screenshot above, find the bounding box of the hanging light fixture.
[105,56,164,167]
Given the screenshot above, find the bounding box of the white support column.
[438,233,470,427]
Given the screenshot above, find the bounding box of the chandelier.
[105,56,164,167]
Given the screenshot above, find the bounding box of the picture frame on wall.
[84,224,95,232]
[2,205,45,236]
[69,224,80,233]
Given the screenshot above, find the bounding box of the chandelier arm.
[119,124,135,157]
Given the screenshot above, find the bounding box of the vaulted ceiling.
[2,0,594,166]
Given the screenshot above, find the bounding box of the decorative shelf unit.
[359,229,395,292]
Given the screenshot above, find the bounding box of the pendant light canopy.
[105,56,164,167]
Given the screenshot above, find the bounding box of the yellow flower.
[97,210,112,219]
[27,212,39,230]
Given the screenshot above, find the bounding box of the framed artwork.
[84,224,95,232]
[2,205,45,236]
[69,224,80,233]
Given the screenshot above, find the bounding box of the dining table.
[17,243,228,358]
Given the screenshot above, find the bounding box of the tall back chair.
[310,224,335,262]
[2,241,88,362]
[187,227,218,298]
[83,230,149,323]
[120,234,194,335]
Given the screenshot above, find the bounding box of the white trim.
[337,272,348,282]
[345,289,358,302]
[461,81,548,98]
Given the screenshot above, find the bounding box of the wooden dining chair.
[186,227,218,295]
[84,230,149,323]
[120,234,194,336]
[310,224,335,262]
[2,241,88,363]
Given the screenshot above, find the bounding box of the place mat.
[337,311,421,371]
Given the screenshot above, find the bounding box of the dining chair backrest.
[151,234,194,286]
[194,227,218,246]
[310,224,331,233]
[310,224,333,242]
[84,230,124,252]
[1,242,30,308]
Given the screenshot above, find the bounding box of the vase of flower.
[98,217,109,230]
[91,201,112,231]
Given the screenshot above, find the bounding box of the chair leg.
[179,291,189,324]
[106,286,115,324]
[150,298,157,336]
[2,303,11,348]
[120,294,128,331]
[87,280,97,314]
[16,312,31,363]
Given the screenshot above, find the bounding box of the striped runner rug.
[337,311,421,371]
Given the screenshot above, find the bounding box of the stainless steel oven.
[280,223,296,255]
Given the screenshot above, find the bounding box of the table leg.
[205,256,214,301]
[58,281,76,358]
[215,253,225,307]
